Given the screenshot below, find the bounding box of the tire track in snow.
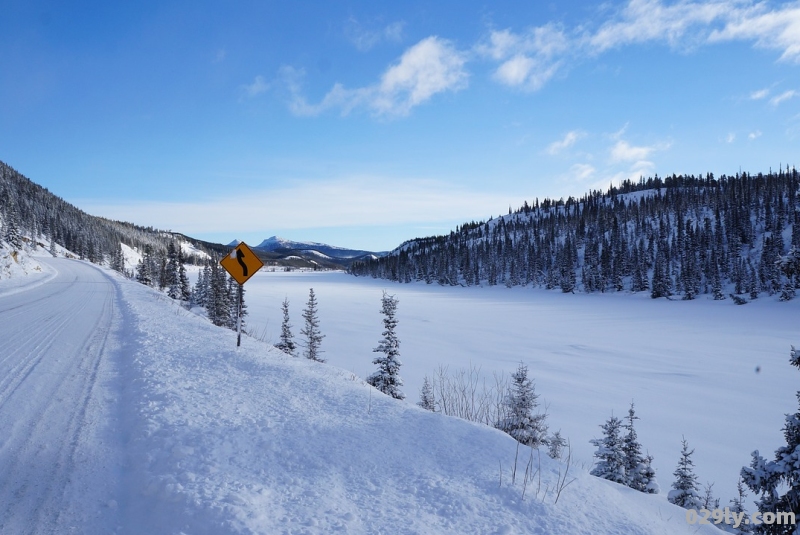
[0,259,123,535]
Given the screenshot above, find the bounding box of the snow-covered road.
[0,258,123,534]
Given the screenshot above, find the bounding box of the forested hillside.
[0,160,224,266]
[350,169,800,301]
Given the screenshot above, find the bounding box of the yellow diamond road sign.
[220,242,264,285]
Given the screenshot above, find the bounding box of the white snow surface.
[233,271,799,506]
[0,257,722,534]
[0,241,46,283]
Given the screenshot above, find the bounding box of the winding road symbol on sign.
[236,248,248,277]
[220,242,264,285]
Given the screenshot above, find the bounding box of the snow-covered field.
[0,256,725,534]
[232,269,800,506]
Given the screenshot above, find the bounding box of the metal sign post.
[236,282,243,347]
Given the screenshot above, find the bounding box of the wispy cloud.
[749,130,762,139]
[770,89,797,106]
[589,0,731,52]
[547,130,586,155]
[477,1,800,93]
[270,1,800,116]
[610,140,656,162]
[242,75,269,98]
[570,163,597,182]
[78,177,515,234]
[345,18,405,51]
[476,25,569,91]
[726,132,736,143]
[284,37,468,117]
[708,2,800,62]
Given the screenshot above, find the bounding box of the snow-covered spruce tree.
[135,252,153,287]
[192,263,211,307]
[723,477,753,534]
[207,261,232,328]
[668,437,703,510]
[178,246,191,301]
[590,414,627,485]
[300,288,325,362]
[640,454,660,494]
[417,376,435,411]
[275,297,297,357]
[622,402,658,493]
[367,291,404,400]
[110,243,125,273]
[2,196,22,250]
[741,345,800,535]
[701,482,719,510]
[497,363,547,447]
[548,430,567,460]
[167,242,181,300]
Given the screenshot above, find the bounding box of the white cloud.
[750,88,769,100]
[476,1,800,93]
[345,19,405,51]
[589,0,731,52]
[709,3,800,63]
[213,48,226,64]
[547,130,586,155]
[242,75,269,98]
[770,89,797,106]
[477,25,569,91]
[373,37,468,114]
[571,163,596,181]
[726,132,736,143]
[78,177,515,235]
[749,130,762,139]
[284,37,468,117]
[610,140,655,162]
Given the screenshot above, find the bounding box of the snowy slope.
[116,268,720,534]
[0,241,45,281]
[0,258,721,534]
[224,270,800,506]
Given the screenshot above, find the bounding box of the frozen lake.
[209,268,799,504]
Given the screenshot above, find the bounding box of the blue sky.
[2,1,799,251]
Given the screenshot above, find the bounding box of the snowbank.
[0,240,54,295]
[114,274,720,534]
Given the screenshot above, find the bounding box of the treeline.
[350,169,800,301]
[0,160,222,266]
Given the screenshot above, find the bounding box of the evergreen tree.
[178,246,191,301]
[621,402,657,492]
[136,249,153,286]
[667,437,703,509]
[417,376,436,411]
[639,454,660,494]
[192,263,211,307]
[167,242,181,299]
[548,430,567,460]
[110,243,125,273]
[497,363,548,447]
[300,288,325,362]
[207,261,231,327]
[367,291,404,400]
[741,346,800,534]
[590,415,627,484]
[2,196,22,249]
[724,477,753,534]
[275,297,297,356]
